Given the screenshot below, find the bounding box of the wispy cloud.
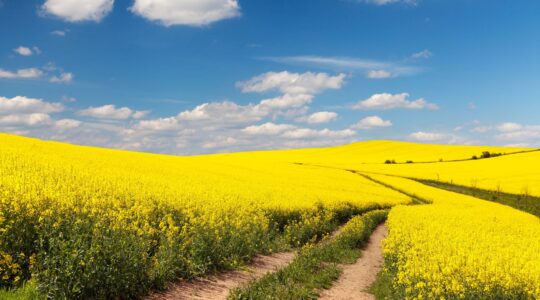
[262,55,422,78]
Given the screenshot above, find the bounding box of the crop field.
[1,133,539,299]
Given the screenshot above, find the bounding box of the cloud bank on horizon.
[0,0,538,154]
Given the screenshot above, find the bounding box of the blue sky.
[0,0,539,154]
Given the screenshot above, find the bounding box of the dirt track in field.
[318,224,387,300]
[145,252,295,300]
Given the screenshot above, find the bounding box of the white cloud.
[237,71,346,95]
[0,113,52,126]
[305,111,338,124]
[367,70,393,79]
[50,72,73,84]
[136,116,179,131]
[41,0,114,22]
[263,56,421,77]
[353,93,439,110]
[51,30,67,36]
[130,0,241,27]
[495,122,540,143]
[242,122,296,135]
[410,49,432,59]
[282,128,356,139]
[14,47,33,56]
[351,116,392,129]
[496,122,523,133]
[409,131,445,142]
[79,104,147,120]
[0,96,64,115]
[259,94,314,109]
[0,68,43,79]
[178,101,266,123]
[55,118,82,130]
[361,0,418,5]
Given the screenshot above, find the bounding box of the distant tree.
[406,160,414,164]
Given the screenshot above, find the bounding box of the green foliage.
[418,180,540,218]
[229,210,388,300]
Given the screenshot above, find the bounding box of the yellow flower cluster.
[0,134,409,297]
[371,174,540,299]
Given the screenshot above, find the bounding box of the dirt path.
[318,224,387,300]
[145,252,295,300]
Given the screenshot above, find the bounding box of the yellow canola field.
[351,150,540,197]
[0,134,409,298]
[216,140,538,197]
[219,140,529,165]
[370,174,540,299]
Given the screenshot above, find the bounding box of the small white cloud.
[351,116,392,129]
[362,0,417,5]
[282,128,356,139]
[41,0,114,22]
[14,46,33,56]
[51,30,67,36]
[50,72,73,84]
[130,0,241,27]
[409,131,445,142]
[55,118,81,129]
[0,68,43,79]
[367,70,393,79]
[237,71,346,95]
[305,111,338,124]
[410,49,432,59]
[353,93,438,110]
[242,122,296,135]
[79,104,147,120]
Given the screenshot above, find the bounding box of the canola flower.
[369,174,540,299]
[0,134,409,298]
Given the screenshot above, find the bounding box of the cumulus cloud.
[353,93,439,110]
[130,0,241,26]
[55,119,82,130]
[351,116,392,129]
[0,96,64,115]
[242,122,296,135]
[259,94,314,109]
[304,111,338,124]
[0,68,43,79]
[495,122,540,142]
[41,0,114,22]
[237,71,346,95]
[0,113,52,127]
[50,72,73,84]
[367,70,393,79]
[78,104,148,120]
[409,131,445,142]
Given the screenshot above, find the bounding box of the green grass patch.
[418,179,540,218]
[228,210,388,300]
[0,281,42,300]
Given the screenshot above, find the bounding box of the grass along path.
[318,224,387,300]
[145,252,296,300]
[228,210,388,300]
